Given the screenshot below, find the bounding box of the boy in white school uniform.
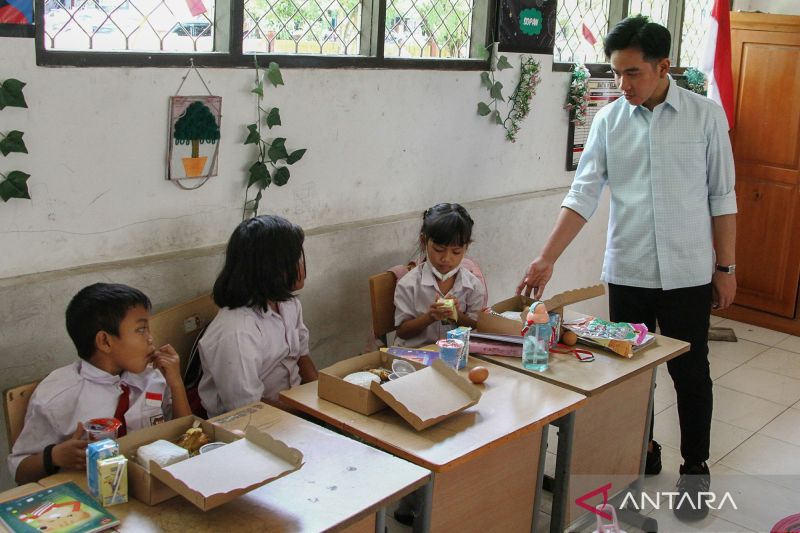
[8,283,192,484]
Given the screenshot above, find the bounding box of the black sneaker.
[393,509,415,527]
[645,440,662,476]
[674,462,711,521]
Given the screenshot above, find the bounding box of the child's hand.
[52,423,88,470]
[151,344,183,385]
[428,300,453,321]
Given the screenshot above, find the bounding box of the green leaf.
[0,79,28,110]
[273,166,290,186]
[251,79,264,98]
[477,102,491,116]
[496,55,513,71]
[265,107,281,129]
[244,124,260,145]
[0,171,31,201]
[266,62,284,87]
[247,161,270,188]
[490,81,505,101]
[286,148,306,165]
[267,137,288,162]
[0,131,28,156]
[480,72,493,90]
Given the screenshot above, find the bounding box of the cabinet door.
[734,177,800,317]
[731,14,800,317]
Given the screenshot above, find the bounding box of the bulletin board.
[497,0,557,54]
[565,78,622,171]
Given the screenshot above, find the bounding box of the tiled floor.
[387,318,800,532]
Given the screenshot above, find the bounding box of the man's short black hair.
[604,15,671,61]
[213,215,305,311]
[66,283,151,360]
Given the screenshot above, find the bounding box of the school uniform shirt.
[394,261,485,347]
[198,299,309,417]
[7,360,172,478]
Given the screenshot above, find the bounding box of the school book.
[0,481,119,533]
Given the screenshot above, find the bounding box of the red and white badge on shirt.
[145,391,163,408]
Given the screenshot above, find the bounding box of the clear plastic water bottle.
[522,322,550,371]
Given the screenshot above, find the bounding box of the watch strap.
[43,443,60,476]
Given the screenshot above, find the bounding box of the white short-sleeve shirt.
[198,298,309,417]
[8,361,172,478]
[393,261,485,347]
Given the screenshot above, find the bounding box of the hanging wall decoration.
[167,62,221,188]
[497,0,557,54]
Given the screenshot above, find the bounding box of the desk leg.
[615,367,658,533]
[550,412,575,533]
[412,474,434,533]
[531,425,549,533]
[375,507,385,533]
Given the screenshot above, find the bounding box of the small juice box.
[97,455,128,506]
[87,439,119,499]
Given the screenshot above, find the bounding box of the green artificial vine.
[0,78,30,203]
[564,63,590,126]
[476,46,541,143]
[504,57,541,143]
[683,67,707,96]
[243,59,307,218]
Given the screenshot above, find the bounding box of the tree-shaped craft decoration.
[1,78,30,203]
[174,100,220,178]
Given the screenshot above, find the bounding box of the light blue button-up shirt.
[562,77,737,290]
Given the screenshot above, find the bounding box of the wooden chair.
[4,381,39,450]
[369,271,400,346]
[149,294,218,374]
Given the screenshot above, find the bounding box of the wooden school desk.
[280,359,586,533]
[474,312,690,533]
[35,402,431,533]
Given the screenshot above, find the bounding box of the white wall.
[0,37,611,489]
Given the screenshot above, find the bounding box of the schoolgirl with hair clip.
[393,203,486,347]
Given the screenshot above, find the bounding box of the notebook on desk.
[0,481,119,533]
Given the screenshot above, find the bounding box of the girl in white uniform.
[198,215,318,417]
[394,203,486,347]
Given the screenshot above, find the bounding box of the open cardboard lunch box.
[318,351,481,430]
[476,284,606,337]
[117,415,303,510]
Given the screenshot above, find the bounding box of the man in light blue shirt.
[518,15,736,521]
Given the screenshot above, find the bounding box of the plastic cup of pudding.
[84,418,121,441]
[199,442,226,454]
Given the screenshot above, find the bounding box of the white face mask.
[430,263,459,282]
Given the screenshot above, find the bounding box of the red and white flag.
[581,23,597,46]
[701,0,735,129]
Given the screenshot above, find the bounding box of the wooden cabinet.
[715,12,800,334]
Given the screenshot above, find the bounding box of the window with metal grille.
[42,0,216,52]
[555,0,714,68]
[36,0,490,64]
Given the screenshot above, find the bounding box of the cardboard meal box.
[369,359,482,431]
[117,415,303,510]
[477,284,606,337]
[318,351,426,415]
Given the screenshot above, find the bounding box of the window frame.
[33,0,496,68]
[552,0,710,71]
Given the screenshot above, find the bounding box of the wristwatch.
[716,264,736,274]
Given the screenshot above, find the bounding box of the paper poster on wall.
[167,96,221,180]
[497,0,556,54]
[566,78,621,171]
